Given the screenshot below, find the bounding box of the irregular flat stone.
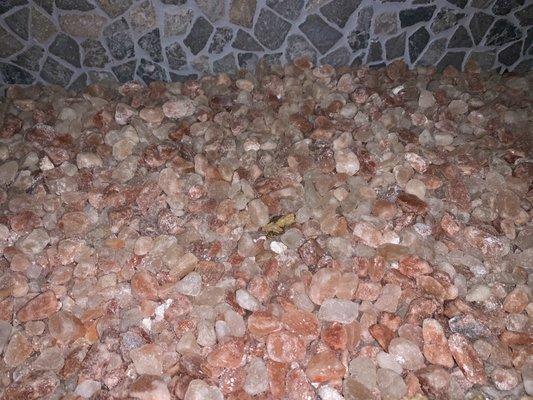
[348,30,369,52]
[96,0,132,17]
[320,46,350,67]
[82,39,109,68]
[447,0,467,8]
[299,14,342,54]
[88,70,117,84]
[229,0,256,28]
[515,4,533,26]
[13,45,44,71]
[356,5,373,31]
[138,28,163,62]
[213,53,237,75]
[0,27,23,58]
[209,27,233,54]
[0,0,27,14]
[467,50,495,70]
[469,12,495,45]
[238,53,259,70]
[374,11,397,35]
[32,7,58,42]
[129,0,156,33]
[266,0,304,21]
[449,25,473,48]
[136,58,167,84]
[59,13,106,39]
[17,290,59,322]
[5,7,29,40]
[68,73,88,92]
[320,0,361,28]
[436,51,465,71]
[166,42,187,70]
[112,60,136,82]
[285,34,317,64]
[498,40,522,66]
[255,8,292,50]
[431,8,465,33]
[386,32,406,60]
[34,0,53,14]
[0,63,34,84]
[399,6,436,28]
[40,57,73,86]
[49,33,81,67]
[409,26,430,64]
[417,38,447,66]
[184,16,213,55]
[493,0,524,15]
[164,9,193,37]
[196,0,224,23]
[367,41,383,63]
[104,17,134,60]
[486,19,521,46]
[232,29,263,51]
[56,0,94,10]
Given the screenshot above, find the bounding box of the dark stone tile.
[262,52,283,66]
[367,41,383,63]
[255,8,292,50]
[471,0,494,7]
[356,6,373,32]
[513,57,532,72]
[184,16,213,55]
[299,14,342,54]
[320,46,350,67]
[166,42,187,70]
[485,19,521,46]
[285,34,317,64]
[232,29,263,51]
[436,51,465,71]
[467,50,495,69]
[409,26,430,63]
[266,0,304,21]
[81,39,109,68]
[55,0,94,11]
[138,29,163,63]
[351,54,365,67]
[348,30,369,52]
[40,57,74,86]
[104,18,135,60]
[112,60,136,83]
[137,58,167,84]
[374,12,398,35]
[449,25,473,48]
[385,32,406,60]
[195,0,224,23]
[417,38,447,66]
[320,0,362,28]
[96,0,132,17]
[13,45,44,71]
[5,7,29,40]
[209,27,233,54]
[31,7,57,43]
[469,12,494,45]
[498,40,522,65]
[524,28,533,55]
[515,4,532,26]
[213,53,237,75]
[49,33,81,68]
[229,0,256,28]
[164,9,193,37]
[238,52,259,71]
[446,0,468,8]
[34,0,53,14]
[399,6,436,28]
[160,0,186,3]
[130,0,156,34]
[0,26,23,58]
[0,0,28,14]
[493,0,524,15]
[170,72,197,82]
[0,63,34,84]
[431,8,465,33]
[68,73,87,92]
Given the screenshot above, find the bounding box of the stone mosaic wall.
[0,0,531,89]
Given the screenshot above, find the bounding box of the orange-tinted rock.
[131,271,159,300]
[267,361,288,399]
[417,366,451,400]
[281,308,319,340]
[285,368,316,400]
[17,291,59,322]
[48,311,86,344]
[58,211,90,237]
[321,322,347,351]
[219,367,246,394]
[396,192,428,214]
[448,333,487,385]
[369,323,395,351]
[4,332,33,367]
[1,371,59,400]
[372,199,397,220]
[207,338,245,369]
[308,269,340,305]
[422,319,454,368]
[399,255,433,277]
[247,311,282,337]
[502,286,529,314]
[267,331,306,363]
[440,213,460,236]
[355,281,381,301]
[305,350,345,383]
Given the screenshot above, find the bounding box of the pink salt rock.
[417,366,451,399]
[463,226,509,258]
[4,332,33,367]
[48,311,86,344]
[305,350,346,383]
[58,211,90,237]
[267,331,307,363]
[247,311,282,337]
[267,360,288,399]
[502,285,529,314]
[352,221,382,248]
[1,371,59,400]
[388,337,425,370]
[422,319,454,368]
[130,375,171,400]
[399,255,433,277]
[285,368,316,400]
[448,333,487,385]
[130,343,164,375]
[162,98,196,119]
[207,338,245,369]
[131,271,159,301]
[115,102,136,125]
[281,307,319,340]
[491,367,519,391]
[308,268,341,305]
[17,290,60,322]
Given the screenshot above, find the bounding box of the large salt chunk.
[244,357,269,395]
[318,299,359,324]
[184,379,223,400]
[235,289,260,311]
[334,149,360,175]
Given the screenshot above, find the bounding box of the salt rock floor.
[0,60,531,400]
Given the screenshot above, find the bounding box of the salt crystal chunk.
[348,356,377,390]
[388,337,425,370]
[184,379,223,400]
[419,90,435,108]
[224,309,246,337]
[235,289,260,311]
[162,98,196,119]
[176,272,202,296]
[376,351,403,374]
[197,319,216,347]
[244,357,269,395]
[270,241,287,254]
[335,149,360,175]
[75,379,101,398]
[377,368,407,399]
[318,299,359,324]
[130,343,164,375]
[318,385,345,400]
